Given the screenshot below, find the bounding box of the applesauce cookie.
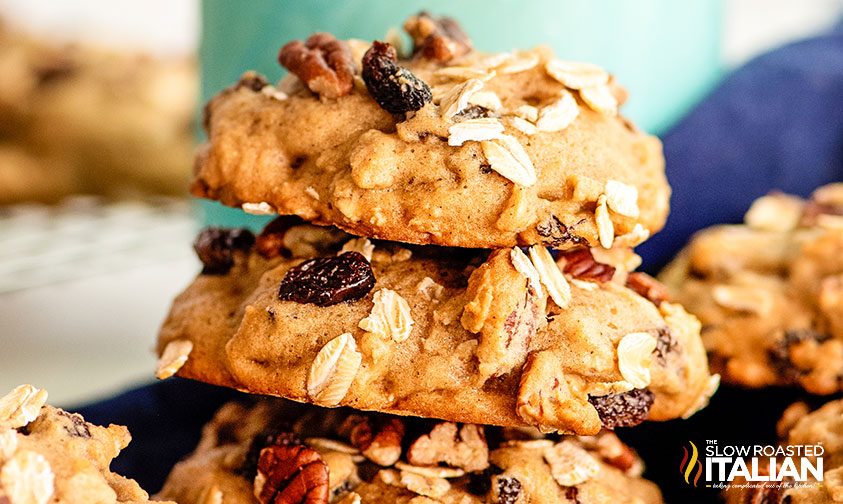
[724,398,843,503]
[193,13,667,250]
[660,184,843,393]
[157,398,663,504]
[0,384,173,504]
[156,219,716,435]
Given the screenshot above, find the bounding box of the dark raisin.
[194,227,255,275]
[57,410,91,438]
[768,329,831,381]
[466,464,503,495]
[362,41,432,115]
[558,248,615,283]
[238,430,300,480]
[588,388,655,429]
[278,252,375,306]
[235,71,269,92]
[653,327,679,364]
[495,476,522,504]
[565,486,581,503]
[455,105,495,120]
[536,216,587,248]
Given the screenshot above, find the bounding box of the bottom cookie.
[0,384,173,504]
[157,398,662,504]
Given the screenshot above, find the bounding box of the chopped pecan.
[362,41,432,115]
[536,216,588,248]
[278,33,355,99]
[240,432,301,480]
[404,12,472,62]
[595,433,637,472]
[588,388,654,429]
[255,443,329,504]
[558,248,615,283]
[347,416,405,466]
[255,217,305,259]
[407,422,489,472]
[625,272,670,306]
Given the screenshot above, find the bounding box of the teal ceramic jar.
[198,0,723,227]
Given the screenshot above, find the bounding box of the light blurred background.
[0,0,841,406]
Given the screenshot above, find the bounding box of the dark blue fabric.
[638,21,843,272]
[78,24,843,501]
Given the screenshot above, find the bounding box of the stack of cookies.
[154,13,718,503]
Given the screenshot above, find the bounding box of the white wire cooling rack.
[0,196,197,294]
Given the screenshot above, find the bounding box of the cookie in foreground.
[157,398,663,503]
[194,13,667,250]
[157,219,717,435]
[0,384,173,504]
[660,184,843,393]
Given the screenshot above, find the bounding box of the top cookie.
[193,13,668,250]
[660,184,843,393]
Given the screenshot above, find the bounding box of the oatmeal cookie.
[661,185,843,393]
[157,398,663,504]
[156,219,715,435]
[193,14,667,250]
[0,384,173,504]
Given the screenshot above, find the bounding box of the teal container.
[198,0,724,227]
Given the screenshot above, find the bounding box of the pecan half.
[362,41,432,115]
[278,33,354,99]
[255,443,329,504]
[347,416,404,466]
[625,272,670,306]
[403,12,471,62]
[558,248,615,283]
[407,422,489,472]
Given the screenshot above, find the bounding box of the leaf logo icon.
[679,441,703,487]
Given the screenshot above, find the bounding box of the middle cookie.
[158,220,716,435]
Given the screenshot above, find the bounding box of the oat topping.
[304,437,360,455]
[497,51,540,74]
[580,84,618,115]
[156,340,194,380]
[259,85,288,102]
[395,462,466,479]
[447,117,505,146]
[480,135,537,186]
[613,223,651,248]
[535,90,579,132]
[307,334,362,406]
[0,429,18,461]
[545,60,609,90]
[543,441,601,487]
[340,237,375,262]
[711,284,773,315]
[433,66,495,81]
[0,385,48,430]
[528,245,571,309]
[512,104,539,122]
[467,90,502,111]
[1,450,54,504]
[604,180,640,218]
[616,333,657,389]
[241,202,276,215]
[439,78,484,119]
[743,193,804,231]
[594,194,615,248]
[406,422,489,472]
[398,470,451,499]
[510,247,543,298]
[416,277,445,301]
[509,116,537,135]
[358,289,415,343]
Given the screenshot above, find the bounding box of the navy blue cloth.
[78,25,843,501]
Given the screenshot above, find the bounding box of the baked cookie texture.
[157,398,663,504]
[724,399,843,504]
[660,184,843,394]
[193,16,668,250]
[157,220,716,436]
[0,384,173,504]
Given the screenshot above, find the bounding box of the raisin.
[588,388,654,429]
[455,105,495,120]
[362,41,432,115]
[565,486,581,503]
[768,329,831,381]
[57,410,91,438]
[278,252,375,306]
[466,464,503,495]
[495,476,522,504]
[238,430,300,480]
[194,227,255,275]
[558,248,615,283]
[536,216,588,248]
[654,327,679,363]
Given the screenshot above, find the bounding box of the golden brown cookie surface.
[0,384,172,504]
[661,185,843,393]
[157,399,663,504]
[193,16,667,250]
[157,220,715,435]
